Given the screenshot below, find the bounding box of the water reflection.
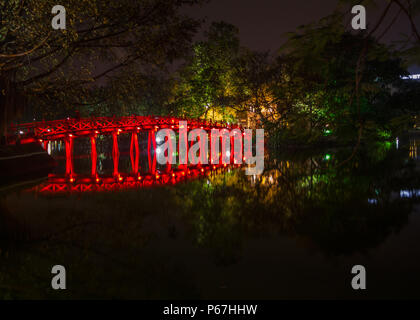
[33,133,244,194]
[31,165,240,194]
[410,139,419,159]
[1,137,420,298]
[170,140,419,262]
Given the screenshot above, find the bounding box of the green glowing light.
[378,130,392,139]
[324,154,331,161]
[324,129,332,136]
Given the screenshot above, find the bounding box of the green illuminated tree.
[273,14,407,144]
[173,21,241,121]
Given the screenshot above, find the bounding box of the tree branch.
[0,32,51,58]
[392,0,420,42]
[17,48,76,86]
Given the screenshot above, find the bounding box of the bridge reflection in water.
[10,116,245,194]
[32,164,239,194]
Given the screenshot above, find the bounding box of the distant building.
[401,74,420,130]
[401,74,420,80]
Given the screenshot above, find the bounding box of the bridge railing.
[9,115,242,141]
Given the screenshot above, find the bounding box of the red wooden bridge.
[10,115,240,141]
[8,115,244,193]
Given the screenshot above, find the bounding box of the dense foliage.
[1,0,420,147]
[0,0,204,136]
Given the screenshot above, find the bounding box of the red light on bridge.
[156,174,160,179]
[172,173,176,178]
[69,177,75,183]
[68,134,73,137]
[137,176,142,180]
[118,176,123,181]
[96,178,100,183]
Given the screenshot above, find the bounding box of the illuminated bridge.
[8,115,245,194]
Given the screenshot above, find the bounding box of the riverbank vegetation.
[1,0,420,149]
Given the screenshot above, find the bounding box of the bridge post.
[198,133,207,167]
[230,135,234,164]
[130,132,139,174]
[189,134,194,165]
[207,130,212,165]
[65,136,73,178]
[239,130,244,164]
[220,135,224,165]
[147,130,156,174]
[178,123,188,172]
[203,131,210,165]
[90,136,97,178]
[165,134,173,173]
[112,131,120,177]
[207,130,211,165]
[195,134,201,168]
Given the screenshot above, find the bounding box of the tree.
[0,0,205,141]
[229,50,283,128]
[272,14,408,144]
[173,21,241,121]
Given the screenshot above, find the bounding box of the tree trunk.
[0,72,24,144]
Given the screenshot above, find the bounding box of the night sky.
[185,0,419,72]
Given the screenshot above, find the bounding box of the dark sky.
[184,0,419,72]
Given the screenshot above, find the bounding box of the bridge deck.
[9,115,240,141]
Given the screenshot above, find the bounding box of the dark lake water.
[1,135,420,299]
